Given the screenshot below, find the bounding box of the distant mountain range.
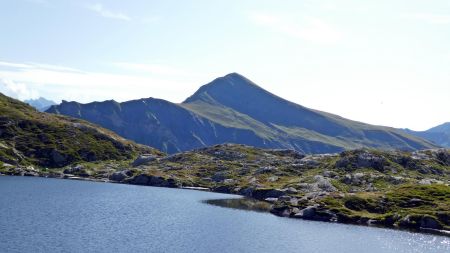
[403,122,450,148]
[47,73,437,154]
[24,97,57,112]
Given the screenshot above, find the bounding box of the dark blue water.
[0,176,448,253]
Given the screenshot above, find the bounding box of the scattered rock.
[268,149,305,159]
[212,171,228,182]
[255,166,277,174]
[388,176,405,185]
[298,176,336,193]
[418,178,444,185]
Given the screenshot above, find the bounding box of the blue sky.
[0,0,449,130]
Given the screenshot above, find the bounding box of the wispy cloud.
[404,13,450,25]
[249,11,343,45]
[0,60,201,103]
[0,61,82,73]
[86,3,131,21]
[0,79,39,100]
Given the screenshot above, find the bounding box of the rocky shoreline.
[1,145,449,237]
[1,164,449,237]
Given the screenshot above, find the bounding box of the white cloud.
[404,13,450,25]
[0,61,82,73]
[0,60,204,103]
[0,79,39,100]
[86,3,131,21]
[249,11,343,45]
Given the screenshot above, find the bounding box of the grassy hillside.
[0,93,162,168]
[404,123,450,148]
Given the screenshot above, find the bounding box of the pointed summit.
[183,72,268,104]
[182,73,347,135]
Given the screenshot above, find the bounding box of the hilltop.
[0,93,161,169]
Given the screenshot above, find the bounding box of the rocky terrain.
[0,93,162,168]
[2,143,448,235]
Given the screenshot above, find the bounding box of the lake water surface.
[0,176,448,253]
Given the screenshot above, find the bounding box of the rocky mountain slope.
[404,122,450,148]
[0,93,161,168]
[47,73,437,154]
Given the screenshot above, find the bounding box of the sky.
[0,0,449,131]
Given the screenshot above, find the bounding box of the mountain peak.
[183,73,269,104]
[24,97,56,112]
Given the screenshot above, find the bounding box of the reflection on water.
[203,198,272,213]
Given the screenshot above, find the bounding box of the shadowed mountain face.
[47,73,437,154]
[404,122,450,148]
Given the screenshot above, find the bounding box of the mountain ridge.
[404,122,450,148]
[47,73,437,153]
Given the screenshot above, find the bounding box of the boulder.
[238,187,254,197]
[23,171,39,177]
[314,175,337,192]
[420,216,443,230]
[265,197,278,203]
[251,188,285,200]
[212,171,228,182]
[294,206,337,222]
[132,154,157,167]
[283,187,298,194]
[255,166,277,174]
[213,185,233,193]
[109,170,133,181]
[356,152,386,171]
[270,205,291,217]
[129,174,149,185]
[267,176,279,182]
[295,206,317,219]
[63,165,84,175]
